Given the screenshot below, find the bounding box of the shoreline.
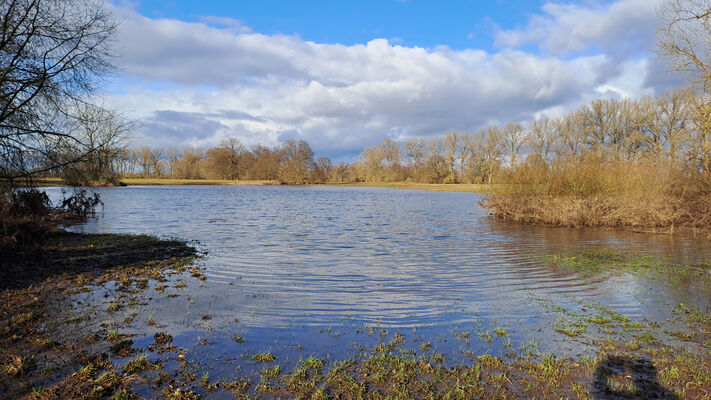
[1,231,709,398]
[23,179,709,238]
[29,177,496,194]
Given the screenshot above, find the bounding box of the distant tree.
[424,138,447,183]
[173,148,203,179]
[333,161,350,182]
[458,133,473,181]
[379,138,403,181]
[360,145,384,182]
[424,153,449,183]
[658,88,694,162]
[312,156,333,183]
[137,147,164,177]
[444,131,461,182]
[529,118,554,165]
[379,138,400,168]
[403,138,426,168]
[278,140,315,184]
[475,127,504,184]
[203,139,247,179]
[60,105,129,185]
[553,113,584,157]
[249,146,280,180]
[165,147,180,177]
[502,123,527,169]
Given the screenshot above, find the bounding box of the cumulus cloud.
[494,0,665,56]
[107,1,679,160]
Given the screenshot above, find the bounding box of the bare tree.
[379,138,400,168]
[333,161,350,182]
[502,122,527,168]
[278,139,315,184]
[313,156,332,183]
[0,0,118,184]
[444,131,461,181]
[659,0,711,180]
[60,104,129,185]
[165,147,180,177]
[553,113,584,157]
[137,147,164,177]
[659,88,694,162]
[203,139,247,179]
[473,127,503,184]
[458,133,472,180]
[360,145,383,182]
[403,138,426,168]
[659,0,711,91]
[529,118,553,164]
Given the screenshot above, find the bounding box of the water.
[44,185,711,375]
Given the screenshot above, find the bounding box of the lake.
[45,185,711,381]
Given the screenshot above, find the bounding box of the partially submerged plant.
[123,354,159,374]
[4,355,35,377]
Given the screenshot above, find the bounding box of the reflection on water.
[45,185,711,363]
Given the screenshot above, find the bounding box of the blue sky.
[135,0,548,51]
[109,0,677,160]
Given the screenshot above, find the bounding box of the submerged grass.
[2,231,711,398]
[541,248,711,289]
[0,231,198,399]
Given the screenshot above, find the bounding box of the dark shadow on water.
[0,231,196,290]
[594,356,679,400]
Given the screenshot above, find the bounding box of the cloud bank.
[108,0,684,160]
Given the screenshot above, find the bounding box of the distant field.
[119,178,279,186]
[319,182,495,194]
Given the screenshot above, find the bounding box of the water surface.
[45,185,711,375]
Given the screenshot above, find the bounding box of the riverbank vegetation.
[2,244,710,399]
[97,83,711,235]
[0,231,199,399]
[481,90,711,236]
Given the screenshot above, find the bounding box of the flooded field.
[22,186,711,398]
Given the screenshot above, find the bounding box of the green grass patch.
[123,354,159,374]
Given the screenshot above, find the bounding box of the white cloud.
[107,1,678,160]
[495,0,665,56]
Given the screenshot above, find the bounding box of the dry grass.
[320,182,496,193]
[482,154,711,237]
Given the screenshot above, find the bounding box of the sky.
[106,0,684,161]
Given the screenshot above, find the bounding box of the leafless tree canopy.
[0,0,119,183]
[659,0,711,90]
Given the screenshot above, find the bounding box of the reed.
[482,153,711,236]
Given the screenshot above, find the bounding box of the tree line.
[104,139,331,185]
[3,0,710,196]
[60,85,707,188]
[352,87,709,187]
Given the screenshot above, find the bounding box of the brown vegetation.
[110,139,327,185]
[2,244,710,398]
[481,90,711,237]
[0,232,197,399]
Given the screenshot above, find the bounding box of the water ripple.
[48,185,711,331]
